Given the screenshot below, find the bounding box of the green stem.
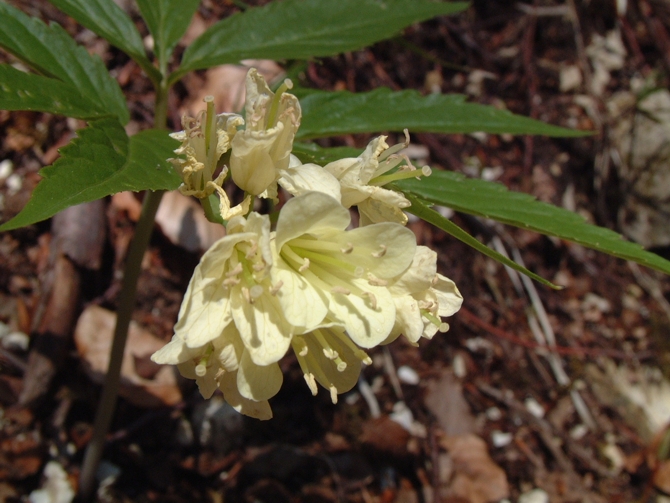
[78,190,164,501]
[79,76,170,501]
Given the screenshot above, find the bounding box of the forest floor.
[2,0,670,502]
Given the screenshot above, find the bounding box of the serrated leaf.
[0,118,181,231]
[292,142,362,165]
[397,170,670,276]
[405,194,559,289]
[136,0,199,72]
[47,0,160,83]
[297,88,590,139]
[0,2,128,123]
[0,65,110,119]
[175,0,468,80]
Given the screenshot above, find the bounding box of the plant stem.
[78,76,171,502]
[78,189,164,501]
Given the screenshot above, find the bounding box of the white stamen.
[329,385,338,404]
[253,262,266,272]
[362,291,378,310]
[367,273,388,286]
[270,281,283,295]
[331,286,351,295]
[241,287,251,303]
[323,348,339,360]
[341,242,354,254]
[223,277,241,287]
[226,263,243,277]
[371,245,387,258]
[304,373,318,396]
[299,258,310,272]
[245,241,258,259]
[299,344,308,357]
[354,267,364,278]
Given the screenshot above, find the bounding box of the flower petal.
[433,274,463,317]
[279,162,341,201]
[327,281,395,348]
[237,351,283,401]
[231,283,293,365]
[275,191,350,250]
[271,248,328,331]
[219,371,273,420]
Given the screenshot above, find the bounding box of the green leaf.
[0,118,181,231]
[175,0,468,79]
[296,88,590,139]
[398,170,670,276]
[405,194,560,289]
[47,0,160,83]
[292,142,362,165]
[0,2,128,123]
[136,0,199,72]
[0,65,110,119]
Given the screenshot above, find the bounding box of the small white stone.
[0,159,13,180]
[570,424,589,440]
[453,353,467,378]
[397,365,420,385]
[6,173,22,194]
[524,397,545,418]
[486,407,502,421]
[491,430,513,447]
[518,488,549,503]
[1,331,30,351]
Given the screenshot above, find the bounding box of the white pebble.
[6,173,22,194]
[491,430,513,447]
[397,365,420,385]
[518,488,549,503]
[524,397,545,418]
[452,353,467,378]
[0,159,13,180]
[486,407,502,421]
[570,424,588,440]
[1,331,30,351]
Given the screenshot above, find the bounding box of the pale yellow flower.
[272,191,417,348]
[292,325,372,404]
[170,97,250,220]
[151,324,279,420]
[386,246,463,344]
[323,131,431,226]
[169,212,295,367]
[230,68,301,197]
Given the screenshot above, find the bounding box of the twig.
[477,382,577,475]
[358,374,381,418]
[628,262,670,322]
[459,306,645,360]
[515,3,571,16]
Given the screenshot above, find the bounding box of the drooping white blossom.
[323,131,431,225]
[386,246,463,344]
[169,96,250,220]
[230,69,301,198]
[151,324,279,420]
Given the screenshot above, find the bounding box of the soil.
[2,1,670,502]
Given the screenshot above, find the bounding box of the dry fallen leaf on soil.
[74,305,181,407]
[155,191,226,253]
[438,433,509,503]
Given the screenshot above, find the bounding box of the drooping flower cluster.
[153,69,462,419]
